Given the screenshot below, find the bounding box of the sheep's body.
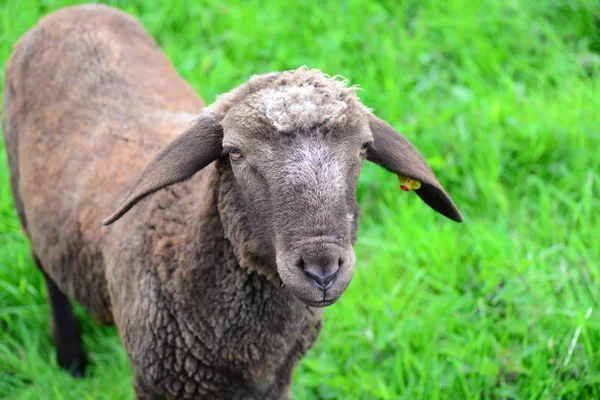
[3,5,320,398]
[4,3,464,398]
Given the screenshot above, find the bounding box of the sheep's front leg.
[35,254,87,377]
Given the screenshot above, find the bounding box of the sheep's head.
[103,67,462,307]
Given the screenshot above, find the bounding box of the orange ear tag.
[398,176,422,192]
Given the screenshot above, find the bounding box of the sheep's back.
[1,4,204,322]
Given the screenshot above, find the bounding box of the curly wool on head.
[208,67,362,132]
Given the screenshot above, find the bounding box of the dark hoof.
[69,365,86,379]
[58,352,87,378]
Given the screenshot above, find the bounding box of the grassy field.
[1,0,599,398]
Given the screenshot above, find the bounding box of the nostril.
[303,262,339,291]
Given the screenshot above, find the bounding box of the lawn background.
[1,0,599,399]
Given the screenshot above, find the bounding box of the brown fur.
[2,4,461,399]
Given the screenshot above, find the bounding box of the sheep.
[1,4,462,399]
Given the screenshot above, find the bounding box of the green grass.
[1,0,599,398]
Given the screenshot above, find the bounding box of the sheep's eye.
[229,148,243,160]
[360,142,371,154]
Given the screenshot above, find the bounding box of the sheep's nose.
[300,256,340,291]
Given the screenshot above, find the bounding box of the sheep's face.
[103,68,462,307]
[219,91,370,307]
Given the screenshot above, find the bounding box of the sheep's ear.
[102,112,223,226]
[366,113,463,222]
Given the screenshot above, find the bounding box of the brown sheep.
[1,4,462,399]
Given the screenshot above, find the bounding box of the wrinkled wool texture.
[108,170,323,399]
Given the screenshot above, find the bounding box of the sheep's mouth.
[304,298,338,308]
